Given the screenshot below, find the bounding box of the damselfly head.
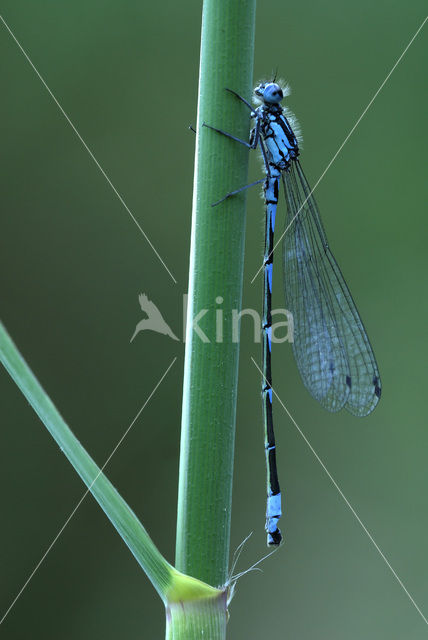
[254,82,283,105]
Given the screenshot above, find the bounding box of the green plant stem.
[176,0,257,590]
[0,321,221,605]
[166,591,228,640]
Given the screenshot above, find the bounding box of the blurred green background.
[1,2,427,638]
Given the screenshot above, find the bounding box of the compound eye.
[264,83,283,103]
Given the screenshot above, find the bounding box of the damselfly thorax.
[253,106,300,173]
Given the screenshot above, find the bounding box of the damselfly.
[204,81,381,546]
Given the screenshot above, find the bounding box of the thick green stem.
[166,591,228,640]
[176,0,256,590]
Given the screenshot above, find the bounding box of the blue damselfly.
[204,81,381,546]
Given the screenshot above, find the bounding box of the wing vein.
[282,162,381,415]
